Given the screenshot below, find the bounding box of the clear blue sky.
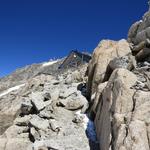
[0,0,148,77]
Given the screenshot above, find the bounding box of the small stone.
[43,92,51,101]
[30,127,40,141]
[29,115,50,131]
[49,119,61,133]
[14,115,32,126]
[72,114,84,124]
[50,89,60,101]
[21,98,33,115]
[37,146,48,150]
[59,87,77,99]
[39,109,53,119]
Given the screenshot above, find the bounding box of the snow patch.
[75,110,97,142]
[42,60,58,67]
[0,84,25,97]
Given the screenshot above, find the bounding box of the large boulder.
[87,39,131,99]
[128,11,150,45]
[0,125,32,150]
[0,95,23,135]
[94,68,150,150]
[0,138,32,150]
[59,91,89,113]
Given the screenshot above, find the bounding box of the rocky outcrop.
[95,68,149,149]
[128,11,150,45]
[88,49,150,149]
[128,11,150,62]
[87,10,150,150]
[87,39,131,99]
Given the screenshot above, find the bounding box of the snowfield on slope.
[0,84,25,97]
[42,60,59,67]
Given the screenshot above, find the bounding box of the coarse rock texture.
[95,69,138,150]
[88,55,150,149]
[128,11,150,45]
[87,39,131,99]
[0,62,98,150]
[128,11,150,62]
[87,10,150,150]
[90,82,107,116]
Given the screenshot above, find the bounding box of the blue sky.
[0,0,148,77]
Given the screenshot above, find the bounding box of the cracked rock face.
[95,69,138,150]
[86,9,150,149]
[89,58,150,149]
[90,66,150,149]
[88,40,150,150]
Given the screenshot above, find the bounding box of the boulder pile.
[0,65,98,150]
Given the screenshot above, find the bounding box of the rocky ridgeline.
[0,59,64,92]
[87,11,150,150]
[0,64,99,150]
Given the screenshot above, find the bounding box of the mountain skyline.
[0,0,148,77]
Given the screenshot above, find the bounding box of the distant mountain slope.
[0,59,64,92]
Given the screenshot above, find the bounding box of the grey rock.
[30,127,40,141]
[39,109,54,119]
[21,98,33,115]
[87,39,131,99]
[50,89,60,101]
[43,92,51,101]
[0,57,92,149]
[30,92,45,112]
[14,115,32,126]
[72,113,84,124]
[49,119,61,133]
[65,70,84,84]
[59,91,89,112]
[65,74,72,84]
[109,55,136,70]
[59,86,77,99]
[104,54,136,82]
[29,115,50,131]
[0,138,33,150]
[128,11,150,45]
[51,79,60,85]
[4,125,29,139]
[90,82,107,114]
[33,140,61,150]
